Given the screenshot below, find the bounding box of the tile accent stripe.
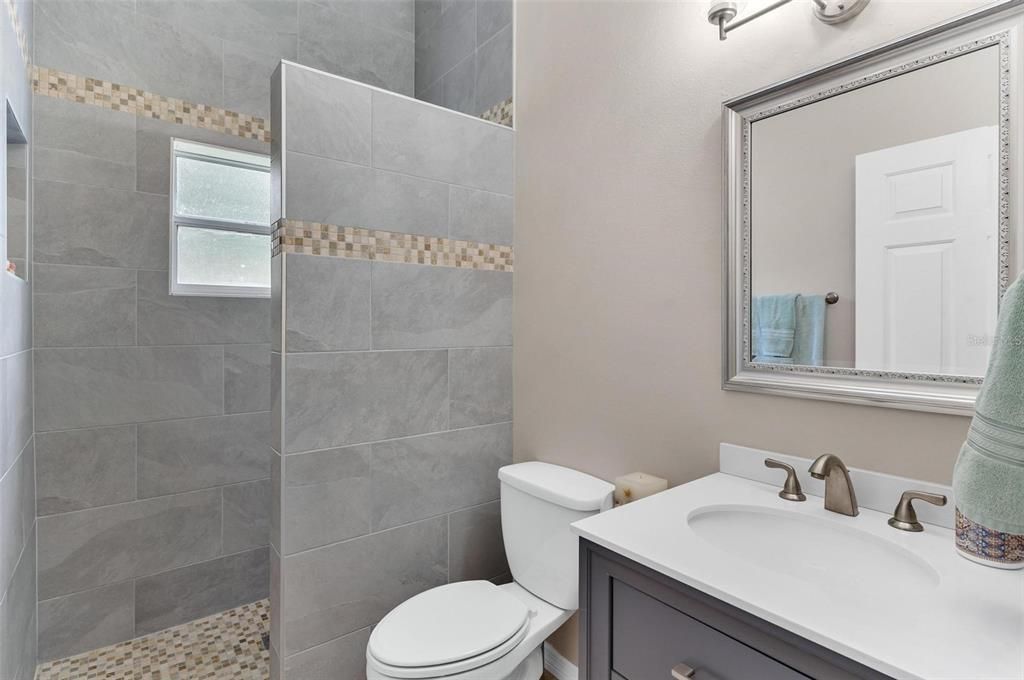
[31,65,511,142]
[481,96,514,127]
[35,599,270,679]
[32,66,271,143]
[273,218,514,272]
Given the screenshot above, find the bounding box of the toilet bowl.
[366,581,567,680]
[366,462,614,680]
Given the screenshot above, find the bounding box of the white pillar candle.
[613,472,668,505]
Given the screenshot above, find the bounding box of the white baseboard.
[543,642,579,680]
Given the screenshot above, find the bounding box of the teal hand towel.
[756,356,795,365]
[953,273,1024,537]
[752,295,797,360]
[792,295,825,367]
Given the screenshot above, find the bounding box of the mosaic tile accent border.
[35,599,270,680]
[481,96,514,127]
[32,65,507,142]
[274,218,514,272]
[32,66,271,143]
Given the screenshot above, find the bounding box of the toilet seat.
[367,581,531,679]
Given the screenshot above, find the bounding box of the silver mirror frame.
[723,1,1024,416]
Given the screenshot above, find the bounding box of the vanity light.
[708,0,870,41]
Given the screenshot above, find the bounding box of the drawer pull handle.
[671,663,696,679]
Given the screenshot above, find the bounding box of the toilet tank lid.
[499,462,614,511]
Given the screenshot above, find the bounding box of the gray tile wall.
[415,0,513,117]
[272,63,513,676]
[31,95,273,662]
[1,0,36,677]
[34,0,416,118]
[36,0,513,129]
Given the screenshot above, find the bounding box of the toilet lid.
[368,581,530,672]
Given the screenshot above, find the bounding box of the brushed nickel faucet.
[808,454,859,516]
[888,490,947,532]
[764,459,805,501]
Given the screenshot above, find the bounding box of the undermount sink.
[573,466,1024,680]
[687,505,941,595]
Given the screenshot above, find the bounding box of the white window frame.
[169,138,271,298]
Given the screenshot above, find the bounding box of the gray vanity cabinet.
[579,540,894,680]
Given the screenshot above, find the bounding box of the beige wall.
[752,46,998,366]
[514,0,989,664]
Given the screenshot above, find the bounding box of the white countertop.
[571,472,1024,680]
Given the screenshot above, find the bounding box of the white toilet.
[366,461,614,680]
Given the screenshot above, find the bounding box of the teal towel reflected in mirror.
[752,294,796,360]
[752,294,825,367]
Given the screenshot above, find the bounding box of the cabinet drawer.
[611,580,810,680]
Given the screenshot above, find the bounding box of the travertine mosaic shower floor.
[35,599,270,680]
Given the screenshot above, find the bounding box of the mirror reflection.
[750,46,1002,377]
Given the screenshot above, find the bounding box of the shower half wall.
[270,61,514,677]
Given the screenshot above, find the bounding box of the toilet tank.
[498,462,614,610]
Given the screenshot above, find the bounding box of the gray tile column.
[272,62,514,676]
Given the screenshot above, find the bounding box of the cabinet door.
[612,580,810,680]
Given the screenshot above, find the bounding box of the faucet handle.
[764,459,806,502]
[888,490,947,532]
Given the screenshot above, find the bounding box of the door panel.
[611,580,809,680]
[884,242,949,370]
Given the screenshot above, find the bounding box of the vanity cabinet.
[579,540,894,680]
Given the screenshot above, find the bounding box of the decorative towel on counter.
[952,272,1024,568]
[752,294,797,361]
[752,294,825,367]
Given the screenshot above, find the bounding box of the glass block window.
[170,139,271,297]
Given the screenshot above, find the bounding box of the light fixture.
[708,0,870,40]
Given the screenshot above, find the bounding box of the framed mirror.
[6,101,28,281]
[723,3,1024,415]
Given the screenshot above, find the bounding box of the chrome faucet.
[808,454,858,517]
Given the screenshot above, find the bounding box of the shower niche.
[6,101,28,281]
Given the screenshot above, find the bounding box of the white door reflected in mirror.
[855,127,998,377]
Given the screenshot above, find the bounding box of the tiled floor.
[35,600,270,680]
[35,599,561,680]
